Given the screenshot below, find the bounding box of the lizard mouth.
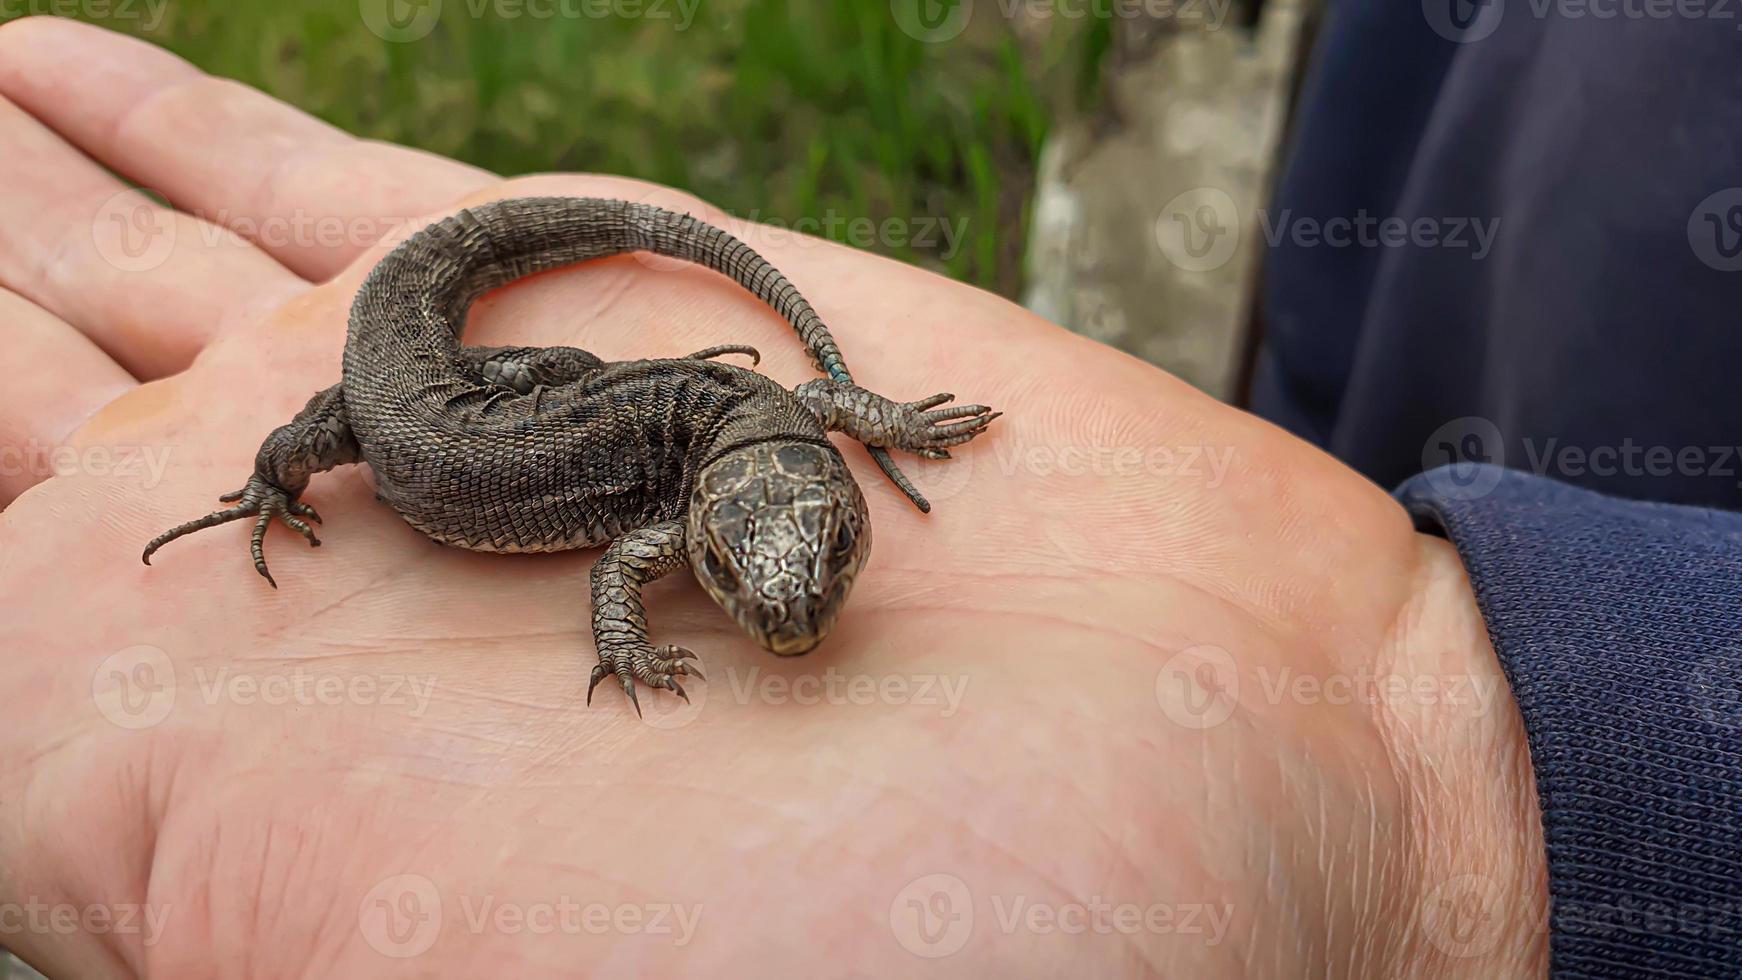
[765,631,824,657]
[747,593,837,656]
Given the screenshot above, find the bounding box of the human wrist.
[1372,533,1547,978]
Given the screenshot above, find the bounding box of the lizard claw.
[893,394,1000,455]
[143,475,322,587]
[588,643,704,713]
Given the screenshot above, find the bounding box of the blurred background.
[0,0,1320,399]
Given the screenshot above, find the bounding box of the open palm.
[0,18,1546,979]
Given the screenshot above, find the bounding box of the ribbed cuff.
[1398,465,1742,979]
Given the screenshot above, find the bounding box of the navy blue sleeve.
[1399,465,1742,978]
[1257,0,1742,511]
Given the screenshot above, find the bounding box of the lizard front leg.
[794,379,1000,509]
[587,519,703,714]
[143,384,359,587]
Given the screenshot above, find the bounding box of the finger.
[0,96,307,379]
[0,17,495,282]
[0,289,136,506]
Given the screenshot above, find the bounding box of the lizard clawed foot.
[587,643,704,715]
[889,393,1001,458]
[142,474,321,588]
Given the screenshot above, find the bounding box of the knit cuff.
[1398,465,1742,978]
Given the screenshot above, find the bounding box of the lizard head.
[687,440,872,656]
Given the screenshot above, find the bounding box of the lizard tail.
[347,196,929,510]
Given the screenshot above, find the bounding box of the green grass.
[5,0,1095,297]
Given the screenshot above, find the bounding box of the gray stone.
[1023,0,1317,398]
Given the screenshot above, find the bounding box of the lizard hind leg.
[142,384,359,588]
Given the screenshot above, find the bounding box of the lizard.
[140,197,1000,713]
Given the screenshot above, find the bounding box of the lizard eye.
[827,522,856,572]
[703,547,738,592]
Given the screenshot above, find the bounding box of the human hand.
[0,18,1545,978]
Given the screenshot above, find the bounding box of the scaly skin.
[141,198,1000,711]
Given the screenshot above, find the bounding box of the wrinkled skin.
[0,18,1547,979]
